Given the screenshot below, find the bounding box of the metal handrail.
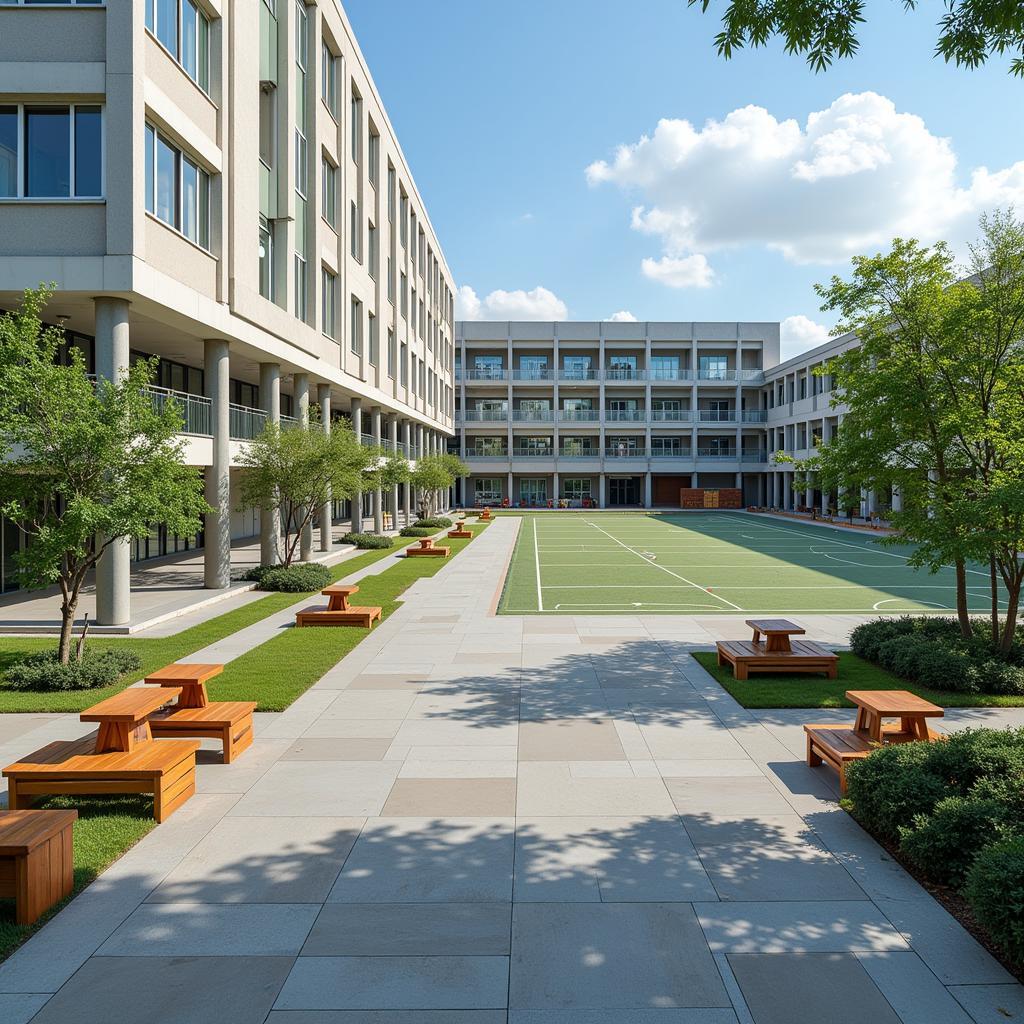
[698,410,737,422]
[229,403,268,440]
[512,409,554,421]
[461,409,509,421]
[558,368,598,381]
[650,409,691,421]
[558,409,599,421]
[605,409,645,421]
[146,386,212,436]
[604,447,648,457]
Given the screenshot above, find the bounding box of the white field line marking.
[542,583,981,590]
[533,518,544,612]
[873,597,950,610]
[583,518,744,611]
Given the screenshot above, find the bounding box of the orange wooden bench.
[803,725,876,795]
[405,537,450,558]
[0,809,77,924]
[480,507,492,520]
[295,584,382,628]
[143,663,256,764]
[448,526,472,538]
[716,639,838,680]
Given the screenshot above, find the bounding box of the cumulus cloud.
[781,314,831,359]
[640,255,715,289]
[606,310,639,322]
[586,91,1024,284]
[455,285,568,321]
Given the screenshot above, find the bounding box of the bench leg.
[6,779,29,811]
[837,762,849,796]
[15,826,75,925]
[827,663,838,679]
[806,734,823,768]
[223,717,254,764]
[154,760,196,822]
[734,662,748,681]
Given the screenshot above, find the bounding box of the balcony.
[558,408,600,422]
[510,368,555,381]
[559,448,600,459]
[651,408,691,422]
[697,369,737,382]
[605,409,645,422]
[466,450,509,460]
[459,367,508,382]
[512,409,554,423]
[738,368,766,383]
[147,386,211,436]
[558,368,598,382]
[650,447,693,459]
[511,448,555,458]
[604,368,642,382]
[605,447,648,458]
[741,450,769,463]
[698,410,738,423]
[229,403,268,441]
[742,410,768,422]
[647,368,694,382]
[696,447,737,460]
[462,409,509,422]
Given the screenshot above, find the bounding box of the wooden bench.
[4,734,199,823]
[149,702,255,764]
[447,526,473,538]
[405,537,450,558]
[0,809,77,924]
[480,507,492,520]
[80,686,184,754]
[804,725,877,795]
[295,584,382,628]
[717,639,839,680]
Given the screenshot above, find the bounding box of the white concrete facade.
[0,0,456,619]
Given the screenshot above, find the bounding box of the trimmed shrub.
[400,526,436,537]
[240,564,274,584]
[6,647,142,691]
[256,563,332,592]
[965,835,1024,964]
[412,517,453,529]
[342,533,394,550]
[850,617,916,662]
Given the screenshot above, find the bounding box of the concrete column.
[690,471,698,488]
[94,297,131,626]
[295,373,313,561]
[349,398,363,534]
[644,472,652,509]
[553,471,560,507]
[203,339,231,589]
[317,384,333,552]
[598,474,606,509]
[891,487,903,514]
[371,407,384,533]
[417,424,426,515]
[388,414,399,530]
[402,420,413,525]
[508,470,514,507]
[259,362,282,565]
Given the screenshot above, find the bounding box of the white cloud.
[640,255,715,289]
[606,310,638,322]
[781,314,831,359]
[587,91,1024,283]
[455,285,568,321]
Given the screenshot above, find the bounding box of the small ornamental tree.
[0,288,210,663]
[237,413,372,566]
[410,453,469,517]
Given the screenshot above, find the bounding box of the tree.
[237,413,372,565]
[410,453,468,518]
[0,288,210,663]
[687,0,1024,76]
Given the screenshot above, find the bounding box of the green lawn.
[0,542,403,713]
[0,795,155,961]
[692,650,1024,708]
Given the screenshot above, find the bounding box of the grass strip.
[692,650,1024,708]
[209,522,490,710]
[0,794,155,961]
[0,542,402,713]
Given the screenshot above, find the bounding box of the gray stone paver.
[0,515,1022,1022]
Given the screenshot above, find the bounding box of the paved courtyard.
[0,516,1022,1023]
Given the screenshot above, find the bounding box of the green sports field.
[497,512,1010,615]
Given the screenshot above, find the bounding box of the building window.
[321,267,336,339]
[0,105,103,199]
[562,478,592,502]
[368,127,379,186]
[475,478,503,504]
[259,216,274,299]
[321,157,336,227]
[400,343,408,386]
[350,89,362,164]
[400,272,408,318]
[368,222,377,279]
[145,0,210,93]
[368,312,378,366]
[349,201,360,260]
[399,192,408,246]
[294,254,307,322]
[387,258,394,304]
[145,123,210,249]
[350,296,363,356]
[387,328,396,378]
[320,41,337,116]
[387,165,395,222]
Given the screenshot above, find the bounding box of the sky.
[344,0,1023,359]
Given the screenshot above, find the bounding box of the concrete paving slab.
[665,777,796,817]
[856,952,975,1024]
[509,1013,740,1023]
[281,737,393,760]
[269,1013,507,1023]
[949,984,1024,1022]
[228,761,400,816]
[519,719,627,761]
[516,763,676,815]
[381,778,518,816]
[0,994,50,1024]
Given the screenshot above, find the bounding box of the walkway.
[0,517,1021,1023]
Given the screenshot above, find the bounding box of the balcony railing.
[605,409,645,421]
[738,368,766,382]
[229,403,268,440]
[742,410,768,422]
[511,448,555,458]
[510,368,555,381]
[650,448,693,459]
[146,386,212,436]
[605,447,648,458]
[559,448,600,459]
[696,447,737,460]
[647,368,695,382]
[467,450,509,459]
[698,410,737,423]
[650,408,691,422]
[559,408,600,422]
[697,370,736,381]
[459,367,508,381]
[741,450,769,462]
[512,409,554,422]
[558,368,598,382]
[281,414,298,429]
[604,368,641,381]
[462,409,509,422]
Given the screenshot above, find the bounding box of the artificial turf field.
[498,512,1009,615]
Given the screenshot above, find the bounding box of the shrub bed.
[850,617,1024,695]
[412,517,452,529]
[400,526,437,537]
[5,648,142,691]
[249,563,333,592]
[845,727,1024,971]
[341,533,394,550]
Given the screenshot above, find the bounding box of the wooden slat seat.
[716,639,839,680]
[80,686,183,754]
[448,528,472,538]
[405,541,450,557]
[149,701,257,764]
[804,725,878,795]
[295,605,382,628]
[4,734,199,823]
[0,809,77,925]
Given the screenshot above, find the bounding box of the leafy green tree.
[410,453,469,517]
[237,413,371,566]
[0,288,210,663]
[688,0,1024,76]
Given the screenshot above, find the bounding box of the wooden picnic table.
[322,584,359,612]
[80,687,183,754]
[746,618,806,653]
[144,663,223,709]
[847,689,944,743]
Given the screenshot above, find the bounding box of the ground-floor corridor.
[0,518,1020,1022]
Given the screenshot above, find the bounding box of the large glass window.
[321,42,337,116]
[649,355,680,380]
[562,478,592,501]
[294,254,307,322]
[25,107,69,197]
[699,354,729,380]
[321,268,336,338]
[12,104,103,199]
[259,216,274,299]
[321,157,336,227]
[350,297,362,356]
[145,124,211,249]
[0,107,16,197]
[146,0,210,92]
[474,479,503,504]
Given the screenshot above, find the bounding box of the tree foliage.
[688,0,1024,76]
[410,453,469,517]
[0,288,210,663]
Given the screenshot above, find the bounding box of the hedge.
[341,533,394,550]
[400,526,437,537]
[255,563,333,592]
[965,835,1024,964]
[412,517,453,529]
[5,648,142,692]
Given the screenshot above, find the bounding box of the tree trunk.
[991,554,1000,646]
[955,560,973,638]
[1000,576,1020,653]
[58,593,79,665]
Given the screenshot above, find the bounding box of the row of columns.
[91,296,450,627]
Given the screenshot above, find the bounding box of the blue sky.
[345,0,1021,356]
